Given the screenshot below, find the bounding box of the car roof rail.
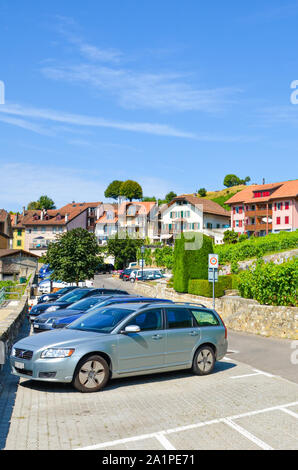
[171,302,207,308]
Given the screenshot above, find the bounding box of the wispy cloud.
[42,63,241,113]
[45,16,242,113]
[0,102,256,142]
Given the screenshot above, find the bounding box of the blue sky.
[1,0,298,211]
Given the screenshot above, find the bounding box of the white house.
[160,194,230,244]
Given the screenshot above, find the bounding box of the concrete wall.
[118,279,298,340]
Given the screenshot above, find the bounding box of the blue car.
[32,295,126,333]
[51,297,174,329]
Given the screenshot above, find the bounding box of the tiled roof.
[225,180,298,205]
[118,201,157,216]
[0,209,10,223]
[21,205,92,226]
[168,195,230,217]
[0,248,39,259]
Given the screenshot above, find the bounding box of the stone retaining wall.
[119,279,298,340]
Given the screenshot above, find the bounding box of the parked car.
[32,294,125,333]
[130,269,164,282]
[11,302,228,392]
[28,288,129,322]
[95,264,115,274]
[37,286,79,304]
[51,296,173,329]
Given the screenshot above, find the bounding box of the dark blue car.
[29,288,129,322]
[52,297,174,329]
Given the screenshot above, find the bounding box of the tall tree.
[120,180,143,201]
[106,233,144,269]
[27,195,56,210]
[44,228,101,285]
[104,180,123,200]
[165,191,177,204]
[223,174,251,188]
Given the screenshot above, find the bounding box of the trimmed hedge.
[188,275,233,298]
[173,232,214,293]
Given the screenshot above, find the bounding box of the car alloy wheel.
[192,346,215,376]
[73,355,109,392]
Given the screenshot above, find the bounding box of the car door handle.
[152,334,163,340]
[189,331,199,336]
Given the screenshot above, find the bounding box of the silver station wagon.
[10,302,228,393]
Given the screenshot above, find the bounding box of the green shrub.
[188,275,233,298]
[215,230,298,264]
[238,257,298,306]
[173,233,214,293]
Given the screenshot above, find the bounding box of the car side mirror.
[122,325,141,334]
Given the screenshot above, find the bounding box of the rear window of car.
[165,307,194,329]
[190,309,219,327]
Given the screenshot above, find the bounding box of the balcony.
[245,209,273,218]
[245,223,272,232]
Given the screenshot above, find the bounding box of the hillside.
[199,185,247,210]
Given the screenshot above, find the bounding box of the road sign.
[209,254,219,269]
[208,268,218,282]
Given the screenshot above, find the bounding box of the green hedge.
[188,275,233,298]
[173,232,214,293]
[215,230,298,264]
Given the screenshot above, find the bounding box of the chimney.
[40,210,44,220]
[14,214,18,225]
[262,178,265,185]
[65,213,69,223]
[22,206,25,216]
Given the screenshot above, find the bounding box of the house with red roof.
[225,180,298,236]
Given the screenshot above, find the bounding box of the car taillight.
[218,313,227,339]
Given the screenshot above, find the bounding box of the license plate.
[34,324,40,328]
[15,361,25,369]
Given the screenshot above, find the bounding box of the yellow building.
[11,214,25,249]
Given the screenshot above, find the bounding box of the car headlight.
[12,348,16,357]
[46,306,59,313]
[40,348,75,359]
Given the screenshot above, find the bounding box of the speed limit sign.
[208,254,219,269]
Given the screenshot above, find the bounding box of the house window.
[33,227,38,232]
[276,217,281,225]
[239,220,242,228]
[17,240,22,247]
[285,216,289,224]
[17,230,22,236]
[262,191,270,197]
[239,206,243,214]
[285,201,289,210]
[277,202,283,210]
[41,227,46,232]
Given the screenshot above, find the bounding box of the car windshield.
[56,287,72,295]
[66,296,105,311]
[68,307,134,333]
[58,289,90,303]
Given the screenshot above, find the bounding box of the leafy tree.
[27,195,56,210]
[120,180,143,201]
[142,196,157,202]
[44,228,101,285]
[104,180,123,200]
[198,188,207,197]
[165,191,177,204]
[223,230,239,244]
[106,233,144,269]
[223,174,251,188]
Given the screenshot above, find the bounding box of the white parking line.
[230,369,275,379]
[76,400,298,450]
[155,433,176,450]
[222,418,273,450]
[279,407,298,419]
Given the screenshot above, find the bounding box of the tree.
[142,196,157,202]
[44,228,101,285]
[223,230,238,244]
[165,191,177,204]
[27,195,56,210]
[198,188,207,197]
[120,180,143,201]
[104,180,123,200]
[223,174,251,188]
[106,233,144,269]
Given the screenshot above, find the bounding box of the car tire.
[192,345,215,376]
[72,355,110,393]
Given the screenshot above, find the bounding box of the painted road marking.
[76,401,298,451]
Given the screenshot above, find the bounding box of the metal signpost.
[208,254,219,309]
[141,246,145,281]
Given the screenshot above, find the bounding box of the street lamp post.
[141,245,145,280]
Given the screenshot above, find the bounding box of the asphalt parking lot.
[0,325,297,450]
[0,278,297,450]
